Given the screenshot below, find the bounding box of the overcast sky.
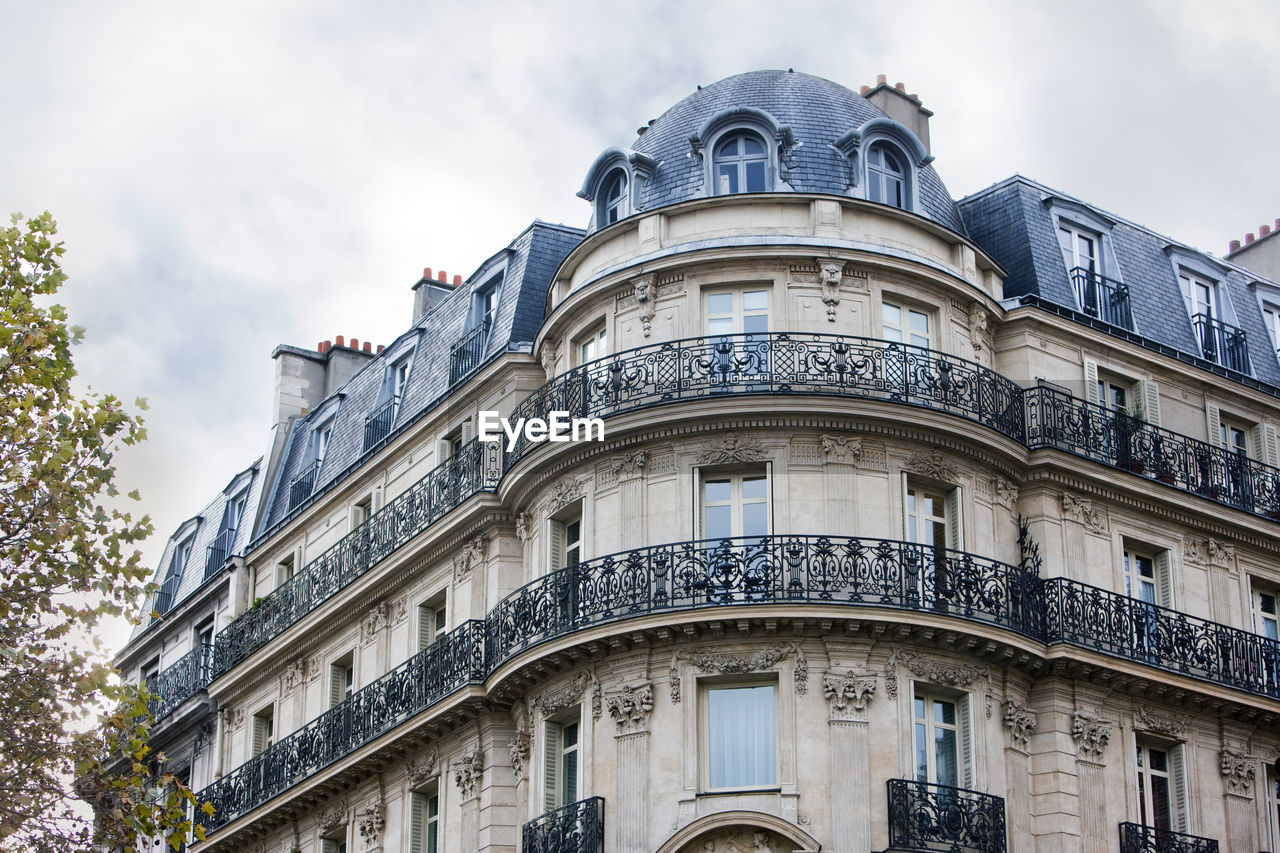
[3,0,1278,650]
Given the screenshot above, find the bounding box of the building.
[120,70,1280,853]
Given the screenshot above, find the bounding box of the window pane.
[718,165,738,195]
[742,503,768,537]
[704,480,731,502]
[915,721,928,781]
[883,303,901,325]
[934,699,956,725]
[742,136,764,155]
[708,685,775,788]
[708,317,733,335]
[704,505,732,539]
[743,315,768,335]
[708,293,733,315]
[745,161,766,192]
[909,310,929,334]
[743,291,768,312]
[934,728,958,787]
[742,477,768,500]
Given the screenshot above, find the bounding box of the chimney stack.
[862,73,934,154]
[412,265,460,322]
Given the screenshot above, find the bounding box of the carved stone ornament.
[823,670,876,719]
[671,643,808,701]
[223,706,246,730]
[884,655,898,700]
[1072,710,1112,760]
[1061,493,1105,534]
[606,681,654,734]
[904,448,958,482]
[896,652,985,689]
[816,258,845,320]
[452,748,484,800]
[542,477,585,516]
[318,801,348,832]
[1207,538,1236,567]
[1220,750,1255,795]
[514,512,528,542]
[821,434,862,464]
[509,731,531,781]
[591,679,603,721]
[1003,700,1036,750]
[692,828,787,852]
[993,479,1019,509]
[361,602,389,646]
[533,671,593,716]
[307,653,324,682]
[1134,704,1190,738]
[355,801,385,848]
[406,749,439,788]
[611,450,647,479]
[633,274,656,337]
[453,536,485,582]
[969,306,993,361]
[539,341,560,378]
[697,432,769,465]
[279,658,306,695]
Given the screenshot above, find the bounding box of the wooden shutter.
[409,792,424,853]
[901,472,912,540]
[543,722,562,811]
[436,438,452,461]
[958,694,974,789]
[461,419,475,443]
[418,604,433,651]
[1263,424,1280,468]
[1205,402,1222,446]
[372,486,384,513]
[1083,358,1099,405]
[946,487,964,551]
[252,715,270,755]
[1137,381,1162,427]
[1170,744,1189,833]
[329,664,345,708]
[1155,551,1173,609]
[548,519,566,572]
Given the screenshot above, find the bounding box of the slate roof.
[253,221,584,539]
[615,70,965,234]
[960,176,1280,391]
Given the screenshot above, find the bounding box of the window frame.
[417,592,448,651]
[598,167,630,226]
[470,274,503,331]
[880,298,933,350]
[574,321,608,366]
[251,705,275,757]
[710,130,772,196]
[700,678,779,792]
[698,467,771,542]
[910,685,973,789]
[329,651,355,708]
[1134,739,1189,834]
[542,705,583,810]
[865,141,909,209]
[704,287,771,337]
[409,783,441,853]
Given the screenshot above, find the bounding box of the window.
[410,786,440,853]
[473,277,502,330]
[1135,741,1188,834]
[1123,544,1171,661]
[418,596,448,650]
[223,490,248,537]
[194,617,215,671]
[1180,271,1218,323]
[866,142,907,209]
[904,479,962,607]
[548,504,583,571]
[1265,763,1280,853]
[1254,583,1278,641]
[576,324,607,365]
[321,837,347,853]
[275,553,295,587]
[329,653,354,708]
[252,707,274,756]
[712,132,769,195]
[156,535,194,613]
[701,682,776,790]
[913,689,972,788]
[140,657,160,686]
[1265,304,1280,358]
[437,420,473,461]
[543,709,581,810]
[701,471,769,542]
[1059,222,1100,277]
[706,289,769,336]
[599,169,629,225]
[881,301,931,349]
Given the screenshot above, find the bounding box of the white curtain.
[708,685,775,788]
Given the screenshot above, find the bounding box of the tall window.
[474,278,501,330]
[1180,272,1217,322]
[704,683,776,789]
[389,358,411,418]
[1265,304,1280,358]
[867,143,906,208]
[548,504,583,571]
[329,653,354,708]
[913,689,971,788]
[252,707,274,756]
[314,421,334,468]
[1265,763,1280,853]
[713,132,768,195]
[1254,583,1279,641]
[1097,377,1129,413]
[410,786,440,853]
[600,169,628,225]
[1136,742,1187,833]
[701,472,769,542]
[904,480,961,607]
[1058,223,1100,277]
[1122,547,1171,607]
[321,837,347,853]
[543,709,581,810]
[418,596,448,651]
[881,302,931,348]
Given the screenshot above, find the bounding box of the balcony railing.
[521,797,605,853]
[200,620,485,832]
[1118,822,1218,853]
[145,644,213,721]
[153,573,183,616]
[1069,267,1134,330]
[211,439,498,679]
[1191,313,1249,373]
[363,396,399,452]
[887,778,1006,853]
[449,321,490,385]
[288,461,319,510]
[204,528,237,580]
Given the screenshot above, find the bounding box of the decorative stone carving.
[361,602,389,646]
[452,748,484,800]
[453,536,485,582]
[1072,710,1112,760]
[823,670,876,719]
[591,679,603,721]
[671,643,807,699]
[223,706,246,730]
[406,749,440,787]
[905,448,958,482]
[318,801,348,832]
[697,432,769,465]
[533,671,593,716]
[355,801,385,848]
[884,655,898,700]
[1207,538,1236,567]
[969,306,993,361]
[633,274,656,337]
[669,660,681,704]
[1003,700,1036,750]
[816,258,845,320]
[542,477,585,516]
[896,652,985,689]
[689,828,786,852]
[1134,704,1190,737]
[1220,749,1255,795]
[391,595,409,626]
[611,450,647,479]
[605,681,654,734]
[993,479,1019,509]
[1061,493,1105,533]
[821,434,862,464]
[279,658,306,695]
[539,341,560,378]
[514,512,528,542]
[509,731,531,781]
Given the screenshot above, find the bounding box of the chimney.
[863,73,934,155]
[412,265,458,322]
[1229,240,1241,253]
[1262,224,1273,238]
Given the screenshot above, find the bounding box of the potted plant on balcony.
[1149,434,1177,484]
[1114,407,1146,474]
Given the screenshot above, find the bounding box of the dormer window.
[600,169,629,225]
[156,534,194,614]
[713,132,769,195]
[866,142,906,208]
[834,118,931,213]
[473,276,502,331]
[314,420,334,469]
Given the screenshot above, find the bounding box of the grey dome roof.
[618,70,965,234]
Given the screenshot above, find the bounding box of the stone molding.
[670,643,807,703]
[1072,710,1112,760]
[605,681,654,734]
[821,434,862,464]
[904,448,958,482]
[406,749,440,788]
[1002,700,1036,750]
[697,432,769,465]
[452,748,484,800]
[822,669,876,720]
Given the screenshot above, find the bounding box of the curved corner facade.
[118,71,1280,853]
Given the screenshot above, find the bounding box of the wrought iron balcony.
[449,321,490,385]
[200,621,485,832]
[288,461,319,510]
[204,528,237,580]
[522,797,605,853]
[211,439,498,679]
[887,778,1006,853]
[1118,821,1218,853]
[363,396,399,452]
[145,644,212,721]
[1191,313,1249,373]
[152,573,183,616]
[1069,267,1134,330]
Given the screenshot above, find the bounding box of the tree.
[0,212,206,851]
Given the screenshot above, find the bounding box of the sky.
[3,0,1278,651]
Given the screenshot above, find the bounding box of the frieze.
[1003,700,1036,750]
[1072,710,1112,760]
[452,748,484,800]
[821,434,862,464]
[648,451,676,476]
[453,536,485,583]
[611,450,647,479]
[1220,750,1255,795]
[692,828,787,852]
[670,643,807,702]
[605,681,654,734]
[318,801,348,832]
[822,670,876,719]
[1061,492,1106,533]
[533,671,593,716]
[904,448,958,482]
[405,749,440,788]
[697,432,769,465]
[896,652,985,689]
[1134,704,1190,738]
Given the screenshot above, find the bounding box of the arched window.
[600,169,629,226]
[867,143,906,208]
[713,132,769,195]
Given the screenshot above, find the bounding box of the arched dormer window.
[866,143,906,208]
[577,148,656,233]
[712,131,769,195]
[600,169,629,226]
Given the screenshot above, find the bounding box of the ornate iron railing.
[1192,313,1249,374]
[1118,821,1218,853]
[1069,267,1133,330]
[363,396,399,451]
[153,573,183,616]
[499,333,1026,469]
[211,440,498,678]
[146,644,212,721]
[449,321,490,385]
[200,621,485,832]
[288,461,319,510]
[521,797,605,853]
[887,778,1006,853]
[487,535,1042,665]
[204,528,237,580]
[1025,385,1280,517]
